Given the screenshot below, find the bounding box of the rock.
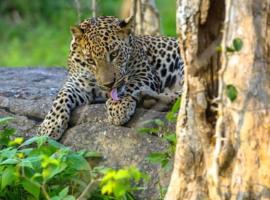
[0,67,173,199]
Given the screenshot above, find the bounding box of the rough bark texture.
[121,0,160,35]
[165,0,270,199]
[223,1,270,199]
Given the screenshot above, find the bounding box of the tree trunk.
[165,0,270,199]
[121,0,160,35]
[91,0,97,17]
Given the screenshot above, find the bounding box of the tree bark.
[165,0,270,199]
[91,0,97,17]
[121,0,160,35]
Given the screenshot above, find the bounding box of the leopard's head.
[68,16,134,91]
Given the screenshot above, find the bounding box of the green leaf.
[32,173,42,180]
[47,138,67,149]
[0,158,19,165]
[137,127,159,135]
[114,169,130,180]
[93,166,111,174]
[154,119,165,127]
[51,197,61,200]
[226,46,235,53]
[59,186,69,198]
[137,127,151,134]
[20,135,48,148]
[127,166,145,183]
[66,154,90,171]
[0,148,17,158]
[1,128,16,138]
[215,45,222,52]
[19,148,33,156]
[0,128,16,148]
[0,117,14,125]
[51,196,75,200]
[165,112,176,122]
[226,84,238,102]
[113,183,129,197]
[83,151,103,159]
[101,180,115,195]
[8,137,24,146]
[100,167,146,198]
[165,99,181,122]
[18,158,36,169]
[1,166,16,190]
[161,159,172,171]
[42,163,67,182]
[21,178,40,199]
[164,134,176,144]
[146,152,167,164]
[233,38,243,52]
[63,196,76,200]
[171,98,181,113]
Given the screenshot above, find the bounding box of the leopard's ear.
[70,25,83,37]
[118,16,134,34]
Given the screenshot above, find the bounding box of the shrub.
[0,117,147,200]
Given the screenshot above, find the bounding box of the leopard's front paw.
[106,96,137,126]
[38,116,67,140]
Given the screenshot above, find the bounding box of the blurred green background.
[0,0,176,67]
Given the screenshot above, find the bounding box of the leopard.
[38,16,184,140]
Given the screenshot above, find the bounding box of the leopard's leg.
[105,73,183,125]
[106,95,137,125]
[38,73,106,140]
[106,74,163,125]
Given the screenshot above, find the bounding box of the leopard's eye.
[87,58,96,66]
[110,50,119,61]
[84,53,95,66]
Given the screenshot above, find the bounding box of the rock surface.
[0,67,173,199]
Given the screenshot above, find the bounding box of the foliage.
[216,37,243,102]
[138,98,180,172]
[226,84,238,102]
[224,37,243,102]
[137,99,180,200]
[98,167,148,200]
[226,38,244,53]
[0,117,146,200]
[165,98,181,122]
[216,37,244,53]
[232,38,243,52]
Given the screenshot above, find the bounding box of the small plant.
[216,37,243,53]
[97,166,148,200]
[226,37,243,52]
[138,98,180,171]
[0,118,93,199]
[0,117,147,200]
[226,84,238,102]
[145,134,176,171]
[137,99,180,200]
[165,98,181,122]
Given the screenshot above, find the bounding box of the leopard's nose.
[103,81,115,89]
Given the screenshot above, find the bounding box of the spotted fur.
[38,16,184,139]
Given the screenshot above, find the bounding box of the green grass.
[156,0,176,36]
[0,0,176,67]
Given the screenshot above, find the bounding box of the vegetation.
[137,99,180,199]
[0,99,180,200]
[138,98,180,171]
[0,117,147,200]
[0,0,176,67]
